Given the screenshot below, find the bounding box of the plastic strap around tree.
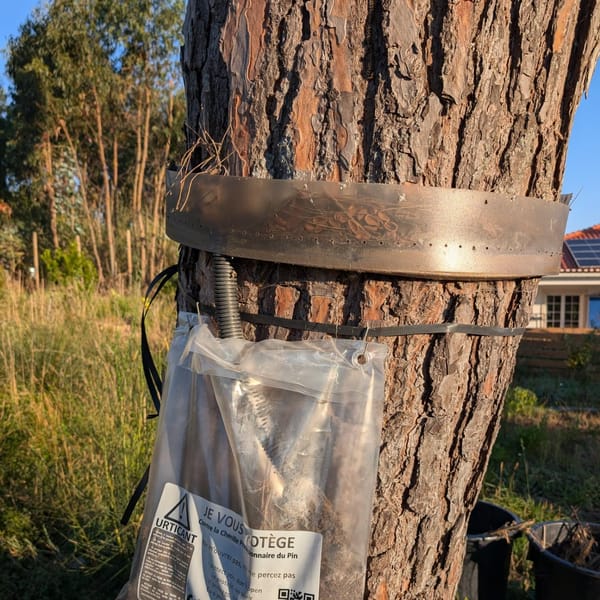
[120,464,150,526]
[195,302,526,338]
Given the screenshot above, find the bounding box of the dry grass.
[0,279,176,599]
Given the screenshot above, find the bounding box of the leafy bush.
[0,224,25,273]
[566,334,596,373]
[504,386,539,418]
[40,241,97,287]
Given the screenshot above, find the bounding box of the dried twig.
[484,519,535,542]
[544,521,600,571]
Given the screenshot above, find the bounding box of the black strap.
[141,264,178,416]
[196,302,525,338]
[121,265,177,526]
[121,465,150,526]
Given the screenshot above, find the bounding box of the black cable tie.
[195,302,525,338]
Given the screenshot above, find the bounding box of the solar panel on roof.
[566,238,600,268]
[567,239,600,247]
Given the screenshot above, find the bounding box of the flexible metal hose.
[211,253,336,530]
[212,253,273,432]
[212,252,283,505]
[212,254,243,339]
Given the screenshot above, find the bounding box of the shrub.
[504,386,539,418]
[40,241,97,287]
[566,334,596,373]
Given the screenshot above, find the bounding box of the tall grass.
[0,279,176,599]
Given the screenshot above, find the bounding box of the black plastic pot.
[527,521,600,600]
[457,501,521,600]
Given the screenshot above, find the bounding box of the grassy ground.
[482,373,600,598]
[0,278,597,598]
[0,279,176,599]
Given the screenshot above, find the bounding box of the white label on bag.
[138,482,322,600]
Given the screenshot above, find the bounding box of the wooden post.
[126,228,133,287]
[75,235,82,254]
[32,231,40,290]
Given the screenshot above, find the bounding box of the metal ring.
[166,170,569,280]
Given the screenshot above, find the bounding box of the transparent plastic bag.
[118,312,386,600]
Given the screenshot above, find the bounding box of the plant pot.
[527,521,600,600]
[457,500,521,600]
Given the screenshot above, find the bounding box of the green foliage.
[0,225,25,273]
[484,400,600,597]
[2,0,185,280]
[490,348,600,596]
[0,89,12,202]
[513,361,599,410]
[504,386,540,418]
[0,282,174,598]
[566,333,597,378]
[40,241,97,287]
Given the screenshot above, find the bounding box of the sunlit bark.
[179,1,600,597]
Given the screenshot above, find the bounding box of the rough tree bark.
[179,1,600,598]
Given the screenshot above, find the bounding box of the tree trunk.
[59,120,105,284]
[132,87,152,283]
[112,136,120,270]
[41,132,59,250]
[149,90,175,278]
[179,1,600,598]
[93,85,118,279]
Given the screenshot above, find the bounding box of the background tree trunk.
[93,86,118,279]
[41,132,59,250]
[60,120,105,284]
[132,88,153,283]
[180,1,600,598]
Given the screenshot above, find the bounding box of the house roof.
[565,224,600,241]
[561,224,600,272]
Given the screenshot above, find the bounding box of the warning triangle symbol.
[164,495,190,530]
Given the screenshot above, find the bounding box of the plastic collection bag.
[118,312,387,600]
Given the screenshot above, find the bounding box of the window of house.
[546,295,580,328]
[546,295,561,328]
[590,297,600,329]
[564,296,580,328]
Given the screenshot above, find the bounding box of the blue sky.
[1,1,598,234]
[561,65,600,233]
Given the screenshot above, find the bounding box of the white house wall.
[530,272,600,328]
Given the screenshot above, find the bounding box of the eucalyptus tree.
[0,88,10,204]
[5,0,185,283]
